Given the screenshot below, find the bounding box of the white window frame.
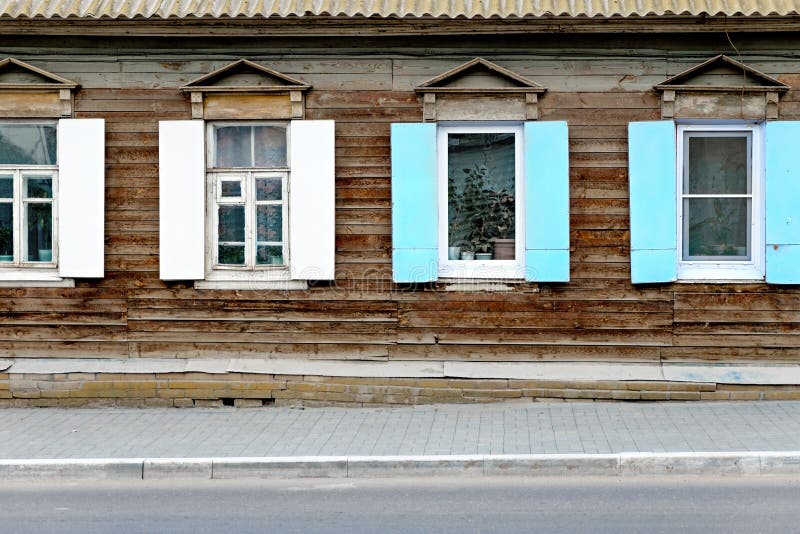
[437,123,525,280]
[0,120,63,283]
[203,121,293,284]
[676,122,765,281]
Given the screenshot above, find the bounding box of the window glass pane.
[26,177,53,199]
[218,205,245,242]
[257,245,283,266]
[218,245,245,265]
[256,178,282,201]
[253,126,287,168]
[0,176,12,199]
[214,126,252,167]
[684,198,750,260]
[687,135,749,194]
[0,124,57,165]
[0,203,12,261]
[447,132,515,261]
[257,204,283,242]
[26,203,52,262]
[220,180,242,198]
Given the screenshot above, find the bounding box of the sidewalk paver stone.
[2,401,800,459]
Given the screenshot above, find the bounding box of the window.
[0,122,58,270]
[676,123,764,280]
[159,118,334,286]
[161,62,333,286]
[437,124,524,279]
[206,122,289,280]
[391,121,569,284]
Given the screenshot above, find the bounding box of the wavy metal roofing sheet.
[0,0,798,19]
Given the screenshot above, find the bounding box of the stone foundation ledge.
[1,372,799,407]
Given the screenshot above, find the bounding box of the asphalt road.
[2,476,799,533]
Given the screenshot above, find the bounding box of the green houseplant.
[487,187,515,260]
[29,208,52,262]
[447,174,468,259]
[0,225,12,262]
[460,164,493,259]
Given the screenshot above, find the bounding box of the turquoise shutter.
[391,123,438,282]
[525,121,570,282]
[766,121,800,284]
[628,121,677,284]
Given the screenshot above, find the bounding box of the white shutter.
[159,120,205,280]
[58,118,105,278]
[289,120,335,280]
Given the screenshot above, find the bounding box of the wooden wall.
[2,31,800,370]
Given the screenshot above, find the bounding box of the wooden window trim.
[676,122,765,281]
[203,121,292,284]
[437,123,526,280]
[0,120,66,283]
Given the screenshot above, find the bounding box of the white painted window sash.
[676,122,765,281]
[253,171,288,263]
[0,167,58,270]
[208,170,288,272]
[213,172,247,267]
[204,121,291,282]
[0,119,59,276]
[437,123,525,280]
[206,121,290,173]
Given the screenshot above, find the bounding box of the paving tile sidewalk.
[1,401,800,460]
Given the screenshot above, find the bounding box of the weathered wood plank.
[390,343,661,362]
[129,342,390,360]
[400,311,670,329]
[0,341,130,358]
[398,328,671,346]
[675,293,800,310]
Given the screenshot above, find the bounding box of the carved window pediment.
[655,55,789,120]
[181,59,311,120]
[0,58,78,118]
[415,58,546,121]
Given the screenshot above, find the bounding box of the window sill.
[676,278,765,284]
[195,269,307,290]
[0,268,74,287]
[675,265,766,282]
[194,280,308,290]
[438,262,525,280]
[437,278,537,292]
[442,282,515,292]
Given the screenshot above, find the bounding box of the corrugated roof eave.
[0,1,798,20]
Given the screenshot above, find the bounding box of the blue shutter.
[766,121,800,284]
[524,121,570,282]
[628,121,677,284]
[391,123,438,283]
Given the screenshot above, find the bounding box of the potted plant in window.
[470,219,493,260]
[460,164,493,260]
[0,226,12,262]
[34,212,52,262]
[487,187,516,260]
[447,175,467,260]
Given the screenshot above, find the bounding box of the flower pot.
[475,252,493,260]
[492,238,515,260]
[448,246,462,260]
[37,249,52,262]
[0,255,11,262]
[460,251,475,261]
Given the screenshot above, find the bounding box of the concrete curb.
[2,452,800,481]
